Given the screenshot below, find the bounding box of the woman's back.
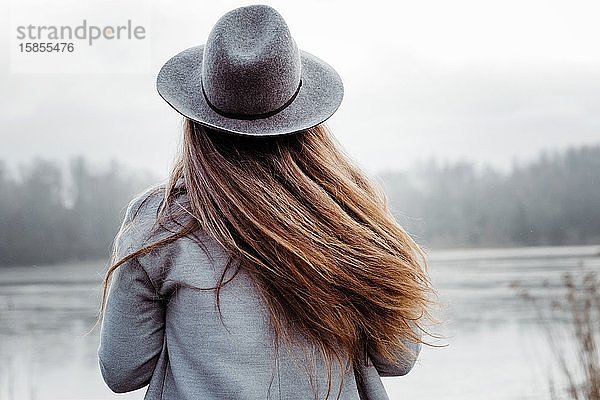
[98,184,413,399]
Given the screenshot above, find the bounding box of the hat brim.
[156,45,344,136]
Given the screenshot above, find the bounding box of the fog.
[1,0,599,178]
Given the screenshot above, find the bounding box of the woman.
[97,5,436,400]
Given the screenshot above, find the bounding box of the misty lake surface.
[1,245,599,400]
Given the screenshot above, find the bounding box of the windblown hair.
[98,119,436,398]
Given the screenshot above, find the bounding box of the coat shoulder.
[124,183,167,225]
[114,182,168,258]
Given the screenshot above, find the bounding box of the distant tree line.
[0,157,155,266]
[381,144,600,248]
[0,144,599,266]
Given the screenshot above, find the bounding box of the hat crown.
[201,5,302,117]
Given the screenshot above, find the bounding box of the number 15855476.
[19,42,74,52]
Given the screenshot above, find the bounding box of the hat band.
[201,79,303,121]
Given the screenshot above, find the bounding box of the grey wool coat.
[98,183,421,400]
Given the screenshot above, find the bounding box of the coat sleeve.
[368,330,422,377]
[97,195,166,393]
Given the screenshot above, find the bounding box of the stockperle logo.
[16,20,146,47]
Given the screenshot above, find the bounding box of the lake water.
[1,245,599,400]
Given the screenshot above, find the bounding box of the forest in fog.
[0,144,599,266]
[381,144,599,248]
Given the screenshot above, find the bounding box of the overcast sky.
[1,0,599,179]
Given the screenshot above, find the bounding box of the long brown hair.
[98,119,437,398]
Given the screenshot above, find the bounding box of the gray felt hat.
[156,4,344,136]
